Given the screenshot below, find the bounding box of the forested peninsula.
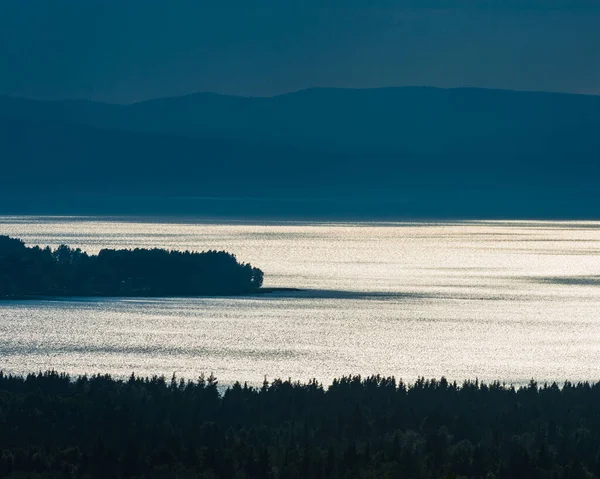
[0,236,263,298]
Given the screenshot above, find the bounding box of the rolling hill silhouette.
[1,87,599,218]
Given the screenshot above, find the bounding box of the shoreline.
[0,287,303,301]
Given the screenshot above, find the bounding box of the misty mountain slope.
[129,87,600,155]
[1,87,599,217]
[0,117,349,197]
[2,113,597,199]
[1,87,600,158]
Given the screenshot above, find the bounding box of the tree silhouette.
[0,372,600,477]
[0,235,263,298]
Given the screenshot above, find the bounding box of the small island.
[0,235,264,298]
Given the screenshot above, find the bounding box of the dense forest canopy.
[0,371,600,478]
[0,235,263,297]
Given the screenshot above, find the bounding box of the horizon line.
[1,84,598,107]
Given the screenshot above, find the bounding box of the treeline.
[0,236,263,297]
[1,372,600,478]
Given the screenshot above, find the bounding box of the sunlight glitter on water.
[0,216,599,386]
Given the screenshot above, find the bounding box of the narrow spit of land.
[0,371,599,478]
[0,235,264,298]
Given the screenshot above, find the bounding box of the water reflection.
[0,216,599,387]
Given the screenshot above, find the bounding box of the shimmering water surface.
[1,216,600,386]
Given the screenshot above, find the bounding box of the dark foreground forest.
[0,236,263,297]
[1,372,600,478]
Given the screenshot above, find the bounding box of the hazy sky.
[1,1,599,103]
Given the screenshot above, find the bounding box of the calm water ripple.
[1,216,599,386]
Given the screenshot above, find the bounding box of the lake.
[1,216,599,387]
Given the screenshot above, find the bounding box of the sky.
[0,1,599,103]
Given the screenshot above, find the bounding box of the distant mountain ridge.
[1,87,599,218]
[2,87,600,156]
[0,116,342,196]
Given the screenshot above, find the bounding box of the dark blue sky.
[1,1,598,103]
